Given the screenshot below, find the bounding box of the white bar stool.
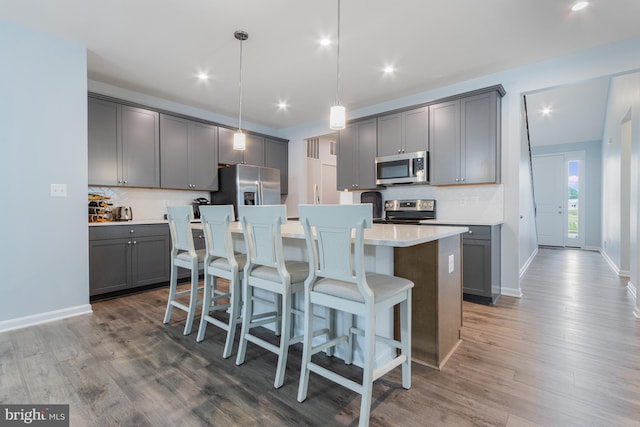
[235,205,309,388]
[196,205,245,359]
[163,205,205,335]
[297,204,414,427]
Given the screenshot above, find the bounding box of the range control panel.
[384,199,435,212]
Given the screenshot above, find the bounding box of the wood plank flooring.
[1,248,639,426]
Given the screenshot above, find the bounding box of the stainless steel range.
[374,199,436,224]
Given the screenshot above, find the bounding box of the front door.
[533,154,565,246]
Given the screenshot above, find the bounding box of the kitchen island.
[224,220,468,369]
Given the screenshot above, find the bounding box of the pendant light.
[329,0,346,130]
[233,30,248,151]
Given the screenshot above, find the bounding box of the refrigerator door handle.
[257,180,262,205]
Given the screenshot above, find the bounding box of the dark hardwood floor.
[1,248,639,426]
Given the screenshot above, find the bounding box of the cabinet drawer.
[89,224,169,240]
[463,225,491,239]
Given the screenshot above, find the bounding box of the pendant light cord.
[335,0,341,106]
[238,37,244,131]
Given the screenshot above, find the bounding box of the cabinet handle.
[118,179,123,184]
[132,240,137,245]
[127,241,132,245]
[460,177,465,182]
[468,230,473,235]
[398,149,401,154]
[455,178,459,182]
[130,229,135,234]
[123,180,128,184]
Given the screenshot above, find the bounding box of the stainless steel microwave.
[375,151,428,185]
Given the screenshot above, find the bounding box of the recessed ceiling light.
[541,107,552,116]
[197,72,209,81]
[319,38,331,47]
[277,101,288,110]
[383,65,395,74]
[571,1,589,12]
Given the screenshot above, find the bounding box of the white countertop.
[90,219,467,247]
[225,221,467,248]
[419,219,504,226]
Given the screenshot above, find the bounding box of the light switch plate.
[50,183,67,197]
[448,254,454,273]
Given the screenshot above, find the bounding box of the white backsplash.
[88,187,210,220]
[343,184,504,222]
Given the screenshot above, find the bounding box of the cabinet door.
[88,98,119,186]
[461,92,498,184]
[244,134,265,166]
[131,234,171,287]
[377,112,402,156]
[429,100,460,185]
[218,127,243,165]
[337,124,356,190]
[355,119,378,190]
[265,138,288,194]
[160,114,190,189]
[462,237,492,297]
[189,121,219,190]
[121,105,160,187]
[403,107,429,153]
[89,238,131,296]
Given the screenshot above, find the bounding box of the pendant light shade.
[330,105,346,130]
[330,0,346,130]
[234,30,248,151]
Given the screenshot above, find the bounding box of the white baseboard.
[0,304,93,334]
[500,286,523,298]
[519,247,539,278]
[600,249,626,277]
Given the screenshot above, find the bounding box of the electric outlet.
[448,254,454,273]
[50,183,67,197]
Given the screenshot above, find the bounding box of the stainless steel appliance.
[375,151,428,185]
[374,199,436,224]
[113,206,133,221]
[210,164,281,216]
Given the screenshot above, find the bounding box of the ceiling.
[2,0,640,131]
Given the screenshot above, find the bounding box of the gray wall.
[531,140,603,249]
[0,20,90,328]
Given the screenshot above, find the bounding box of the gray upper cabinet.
[430,90,501,185]
[88,97,160,188]
[337,118,377,191]
[265,138,288,194]
[218,127,264,166]
[377,106,428,157]
[160,114,218,191]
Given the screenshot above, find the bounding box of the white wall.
[0,20,91,330]
[281,37,640,300]
[600,73,640,310]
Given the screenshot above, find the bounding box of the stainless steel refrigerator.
[210,164,281,216]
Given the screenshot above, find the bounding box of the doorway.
[306,134,339,204]
[532,151,586,248]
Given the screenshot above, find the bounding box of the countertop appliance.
[210,164,281,217]
[375,151,428,186]
[374,199,436,224]
[113,206,133,221]
[360,191,383,219]
[192,197,210,219]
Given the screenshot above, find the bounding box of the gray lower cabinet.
[88,97,160,188]
[461,225,501,304]
[89,224,170,296]
[377,106,428,157]
[429,89,501,185]
[160,114,219,191]
[265,138,288,194]
[337,118,378,191]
